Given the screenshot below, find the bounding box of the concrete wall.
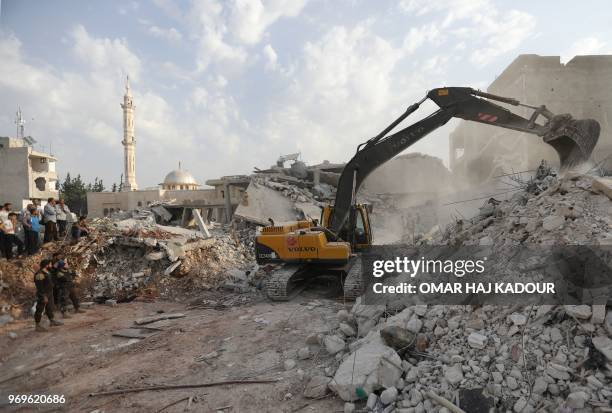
[87,186,245,219]
[449,54,612,183]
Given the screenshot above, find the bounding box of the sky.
[1,0,611,189]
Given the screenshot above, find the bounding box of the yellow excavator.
[255,87,600,300]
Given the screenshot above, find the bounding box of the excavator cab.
[321,204,373,251]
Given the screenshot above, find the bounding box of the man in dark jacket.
[51,253,84,317]
[34,259,64,332]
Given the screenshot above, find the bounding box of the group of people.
[33,252,85,332]
[0,198,90,260]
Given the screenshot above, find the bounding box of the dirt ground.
[0,289,348,413]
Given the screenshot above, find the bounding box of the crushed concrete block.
[351,302,385,337]
[324,335,345,355]
[192,209,211,238]
[329,335,402,401]
[542,215,564,231]
[151,205,173,222]
[339,323,356,337]
[592,336,612,362]
[564,305,592,319]
[283,359,296,371]
[104,299,117,307]
[304,375,330,398]
[606,310,612,335]
[297,347,311,360]
[508,313,527,326]
[343,402,356,413]
[591,176,612,200]
[164,261,182,276]
[467,332,487,349]
[379,387,398,405]
[444,364,464,385]
[591,305,606,324]
[0,314,14,326]
[366,393,378,410]
[145,251,165,261]
[566,391,588,409]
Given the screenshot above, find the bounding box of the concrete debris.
[303,375,331,399]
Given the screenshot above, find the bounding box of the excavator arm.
[329,87,600,238]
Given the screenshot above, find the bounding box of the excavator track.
[343,257,364,300]
[265,265,305,301]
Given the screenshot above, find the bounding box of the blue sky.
[1,0,611,189]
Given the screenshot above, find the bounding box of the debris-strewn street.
[2,163,612,413]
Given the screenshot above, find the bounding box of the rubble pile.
[297,172,612,412]
[438,173,612,247]
[304,301,611,412]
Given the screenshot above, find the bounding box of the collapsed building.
[450,54,612,184]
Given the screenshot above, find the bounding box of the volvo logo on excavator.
[288,247,317,252]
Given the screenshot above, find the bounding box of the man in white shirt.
[56,199,70,238]
[2,212,24,259]
[0,203,11,259]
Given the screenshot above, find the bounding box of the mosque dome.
[161,165,199,190]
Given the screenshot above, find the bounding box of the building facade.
[449,54,612,183]
[0,136,58,208]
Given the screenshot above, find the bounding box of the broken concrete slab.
[192,209,211,238]
[329,334,402,401]
[591,176,612,200]
[151,205,173,223]
[234,182,302,225]
[134,313,185,326]
[164,261,182,276]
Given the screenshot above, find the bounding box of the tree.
[59,174,104,215]
[111,183,117,192]
[118,173,124,192]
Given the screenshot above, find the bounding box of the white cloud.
[71,25,142,80]
[400,0,536,67]
[562,37,608,63]
[147,25,183,42]
[263,43,278,70]
[228,0,308,45]
[402,24,440,54]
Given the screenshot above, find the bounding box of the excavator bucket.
[543,115,600,169]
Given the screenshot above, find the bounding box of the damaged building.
[0,109,59,208]
[450,54,612,183]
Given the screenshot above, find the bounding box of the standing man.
[24,207,41,255]
[51,253,84,317]
[55,199,70,238]
[33,259,63,332]
[2,213,25,259]
[0,203,11,258]
[43,198,58,243]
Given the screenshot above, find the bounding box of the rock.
[592,336,612,361]
[297,347,311,360]
[305,333,322,345]
[513,397,528,413]
[546,364,570,380]
[380,326,416,352]
[324,335,345,355]
[468,332,487,349]
[591,305,606,324]
[366,393,378,410]
[508,313,527,326]
[104,299,117,307]
[532,377,547,394]
[0,314,14,326]
[549,327,563,343]
[479,236,493,246]
[564,305,592,319]
[491,372,503,384]
[337,309,350,322]
[566,391,588,409]
[406,316,423,333]
[380,387,398,405]
[444,364,464,385]
[352,303,385,337]
[284,359,296,371]
[7,331,17,339]
[145,251,165,261]
[592,176,612,200]
[606,310,612,336]
[339,323,356,337]
[304,375,330,399]
[542,215,564,231]
[466,318,484,330]
[329,335,402,401]
[506,376,518,390]
[415,333,428,352]
[343,402,355,413]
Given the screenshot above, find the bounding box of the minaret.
[121,76,137,191]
